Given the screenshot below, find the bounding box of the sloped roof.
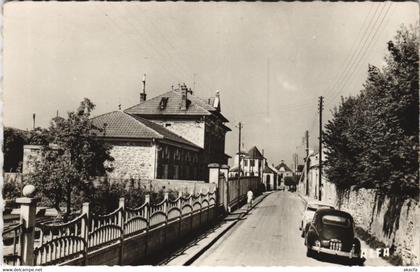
[247,146,264,160]
[275,162,293,172]
[124,90,210,116]
[263,165,275,174]
[90,111,200,148]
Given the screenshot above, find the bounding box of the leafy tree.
[28,98,114,219]
[3,127,28,172]
[324,24,419,200]
[284,176,297,187]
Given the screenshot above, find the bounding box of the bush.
[2,182,21,200]
[284,176,297,187]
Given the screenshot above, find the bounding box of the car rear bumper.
[310,245,359,259]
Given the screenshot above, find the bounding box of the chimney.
[140,73,147,103]
[213,90,221,111]
[180,83,188,110]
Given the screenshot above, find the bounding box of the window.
[250,159,255,167]
[159,97,169,110]
[244,160,248,166]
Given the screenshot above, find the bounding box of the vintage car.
[305,208,362,262]
[300,201,334,237]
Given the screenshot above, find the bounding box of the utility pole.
[318,96,324,201]
[305,130,309,196]
[32,113,36,130]
[237,122,243,205]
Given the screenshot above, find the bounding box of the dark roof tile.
[91,111,200,148]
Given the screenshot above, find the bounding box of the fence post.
[220,165,229,212]
[81,202,89,265]
[208,163,220,185]
[16,185,38,266]
[81,202,90,240]
[163,192,169,215]
[118,197,125,265]
[118,197,125,227]
[163,192,169,245]
[144,194,150,257]
[144,194,150,220]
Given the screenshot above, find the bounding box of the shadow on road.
[308,252,365,266]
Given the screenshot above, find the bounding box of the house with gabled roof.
[275,160,294,186]
[124,83,231,179]
[263,163,279,191]
[230,146,265,179]
[91,111,201,180]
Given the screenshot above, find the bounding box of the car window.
[307,207,317,212]
[321,215,352,228]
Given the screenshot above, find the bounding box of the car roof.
[307,201,334,209]
[315,208,353,219]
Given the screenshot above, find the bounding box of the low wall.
[64,207,219,265]
[227,176,261,209]
[318,182,419,266]
[104,178,216,195]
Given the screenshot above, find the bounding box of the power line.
[101,9,184,84]
[324,3,382,100]
[330,2,393,102]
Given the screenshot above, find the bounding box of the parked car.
[305,208,363,264]
[300,201,334,238]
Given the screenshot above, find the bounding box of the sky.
[2,2,418,167]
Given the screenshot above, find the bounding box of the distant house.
[275,160,293,186]
[230,146,265,179]
[263,163,279,191]
[300,151,328,200]
[124,83,231,179]
[91,111,202,180]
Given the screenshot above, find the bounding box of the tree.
[3,127,29,172]
[324,24,419,200]
[28,98,114,219]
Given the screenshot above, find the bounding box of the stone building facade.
[124,84,231,180]
[91,111,201,180]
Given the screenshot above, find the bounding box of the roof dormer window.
[159,97,169,110]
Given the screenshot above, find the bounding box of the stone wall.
[319,182,419,266]
[108,143,156,179]
[107,177,216,195]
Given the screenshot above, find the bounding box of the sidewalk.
[163,191,271,266]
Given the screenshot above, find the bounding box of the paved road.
[192,191,389,266]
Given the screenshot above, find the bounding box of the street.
[192,191,390,266]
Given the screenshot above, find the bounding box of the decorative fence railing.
[2,223,23,266]
[3,189,217,266]
[3,163,264,266]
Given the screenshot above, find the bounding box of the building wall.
[243,158,262,177]
[107,142,156,179]
[156,143,200,180]
[148,118,206,148]
[263,173,275,190]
